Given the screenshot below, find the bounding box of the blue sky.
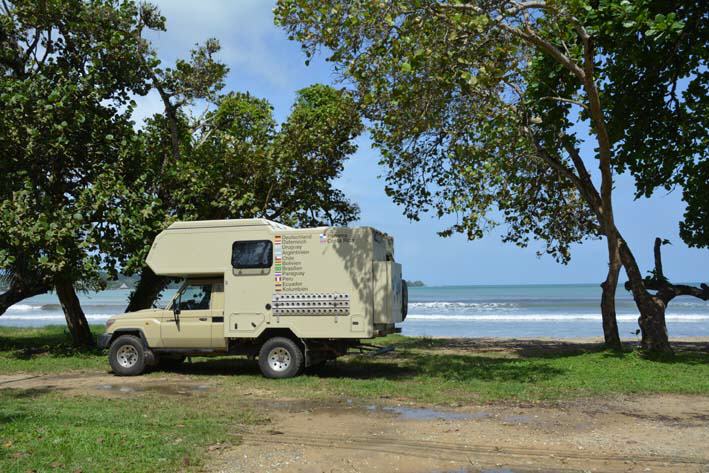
[137,0,708,286]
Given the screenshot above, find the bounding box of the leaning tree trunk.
[55,279,94,347]
[125,266,168,312]
[0,281,49,316]
[625,238,709,351]
[600,239,622,351]
[617,237,671,353]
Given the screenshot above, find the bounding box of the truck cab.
[99,219,407,378]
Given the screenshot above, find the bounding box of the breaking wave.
[0,314,113,321]
[409,301,519,311]
[406,313,709,322]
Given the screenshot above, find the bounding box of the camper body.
[99,219,407,378]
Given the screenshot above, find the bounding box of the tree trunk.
[0,281,49,316]
[600,240,622,350]
[125,266,168,312]
[55,279,94,347]
[616,237,671,353]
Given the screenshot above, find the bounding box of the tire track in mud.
[235,429,708,472]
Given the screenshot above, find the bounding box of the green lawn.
[184,335,709,403]
[0,325,106,373]
[0,389,261,473]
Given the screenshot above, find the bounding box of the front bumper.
[97,333,112,349]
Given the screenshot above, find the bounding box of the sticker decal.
[319,232,328,244]
[274,235,283,291]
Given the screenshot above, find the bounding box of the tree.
[121,84,364,310]
[529,0,708,348]
[0,0,156,345]
[275,0,707,352]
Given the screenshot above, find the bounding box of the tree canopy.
[275,0,708,352]
[0,0,157,343]
[0,1,364,345]
[117,84,363,285]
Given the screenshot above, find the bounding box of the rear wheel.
[109,335,146,376]
[258,337,304,379]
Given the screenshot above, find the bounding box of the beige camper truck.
[99,219,408,378]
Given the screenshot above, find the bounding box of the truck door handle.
[199,317,208,321]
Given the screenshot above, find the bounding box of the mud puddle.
[96,383,211,396]
[369,404,490,421]
[434,469,520,473]
[269,398,493,422]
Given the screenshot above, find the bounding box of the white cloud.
[146,0,295,89]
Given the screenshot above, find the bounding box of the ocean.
[2,284,708,339]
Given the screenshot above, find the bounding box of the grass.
[184,335,709,403]
[0,325,106,373]
[0,390,262,473]
[1,327,708,403]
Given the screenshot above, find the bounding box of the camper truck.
[99,219,408,378]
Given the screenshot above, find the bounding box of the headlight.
[105,318,115,330]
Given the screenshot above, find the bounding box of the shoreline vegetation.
[405,280,425,287]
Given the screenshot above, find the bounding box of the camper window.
[231,240,273,269]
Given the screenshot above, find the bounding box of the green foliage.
[115,84,363,275]
[542,0,708,247]
[1,1,363,302]
[0,0,157,289]
[275,0,708,259]
[275,0,599,263]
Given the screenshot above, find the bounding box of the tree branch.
[540,96,589,111]
[653,237,664,279]
[625,237,709,304]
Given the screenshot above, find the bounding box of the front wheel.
[258,337,304,379]
[109,335,147,376]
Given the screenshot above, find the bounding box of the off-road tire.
[258,337,304,379]
[109,335,147,376]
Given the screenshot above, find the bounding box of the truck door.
[226,239,272,336]
[161,280,213,348]
[210,281,227,349]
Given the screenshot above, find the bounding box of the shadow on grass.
[393,336,610,358]
[0,325,103,359]
[166,351,565,383]
[392,336,709,363]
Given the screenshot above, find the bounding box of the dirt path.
[207,395,709,473]
[2,371,708,473]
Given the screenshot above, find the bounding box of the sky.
[136,0,708,286]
